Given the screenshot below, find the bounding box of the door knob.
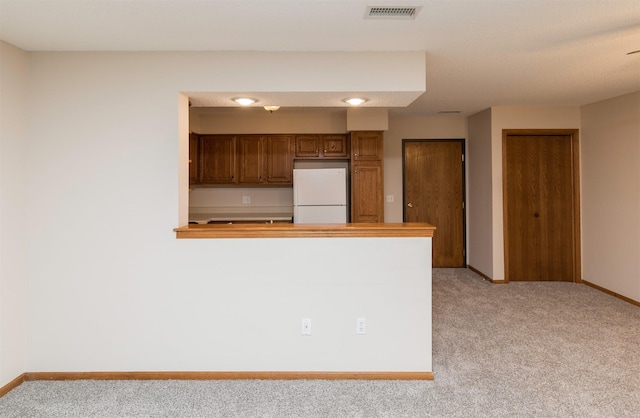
[407,203,413,208]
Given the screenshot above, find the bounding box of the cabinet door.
[351,131,383,162]
[351,165,384,223]
[199,135,237,184]
[321,135,348,158]
[295,135,320,158]
[264,136,293,184]
[189,133,199,185]
[238,136,263,184]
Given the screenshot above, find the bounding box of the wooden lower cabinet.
[352,165,384,223]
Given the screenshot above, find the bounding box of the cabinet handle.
[354,169,358,173]
[188,159,192,163]
[324,149,327,153]
[407,203,413,208]
[354,153,359,157]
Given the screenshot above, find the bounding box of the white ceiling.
[1,0,639,116]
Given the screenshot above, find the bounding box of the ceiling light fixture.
[263,106,280,113]
[343,98,368,106]
[232,97,258,106]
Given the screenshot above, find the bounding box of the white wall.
[194,107,347,135]
[19,50,432,375]
[581,92,640,302]
[467,109,493,276]
[0,41,28,387]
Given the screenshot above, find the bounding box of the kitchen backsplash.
[189,187,293,214]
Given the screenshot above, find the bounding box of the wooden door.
[503,131,579,282]
[403,140,465,267]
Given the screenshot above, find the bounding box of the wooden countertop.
[189,212,293,224]
[174,222,436,239]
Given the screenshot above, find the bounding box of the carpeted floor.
[1,268,639,417]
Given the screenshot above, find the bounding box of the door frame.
[502,129,581,283]
[402,138,467,266]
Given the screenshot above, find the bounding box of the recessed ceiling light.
[264,106,280,113]
[343,98,368,106]
[232,97,258,106]
[438,110,461,114]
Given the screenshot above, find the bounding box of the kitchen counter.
[188,212,293,224]
[174,222,435,239]
[173,221,436,378]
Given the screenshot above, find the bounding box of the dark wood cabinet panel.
[264,135,293,184]
[295,135,321,158]
[189,133,199,185]
[199,135,237,184]
[352,165,383,223]
[238,136,263,184]
[350,131,384,223]
[322,135,348,158]
[294,134,348,159]
[352,131,383,162]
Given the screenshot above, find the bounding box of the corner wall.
[581,92,640,302]
[0,41,28,387]
[23,50,432,374]
[467,109,493,276]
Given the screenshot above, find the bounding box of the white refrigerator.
[293,168,347,223]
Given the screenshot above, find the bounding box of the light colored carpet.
[1,268,639,417]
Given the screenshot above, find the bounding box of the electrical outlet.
[242,196,251,204]
[301,318,312,336]
[386,195,394,203]
[356,317,367,335]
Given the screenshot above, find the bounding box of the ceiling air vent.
[365,6,421,19]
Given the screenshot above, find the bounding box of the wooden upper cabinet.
[322,135,348,158]
[264,135,293,184]
[351,131,383,162]
[189,133,199,185]
[295,135,321,158]
[199,135,237,184]
[295,134,348,159]
[238,136,263,184]
[237,135,293,185]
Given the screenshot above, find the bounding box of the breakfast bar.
[174,222,436,239]
[174,222,436,379]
